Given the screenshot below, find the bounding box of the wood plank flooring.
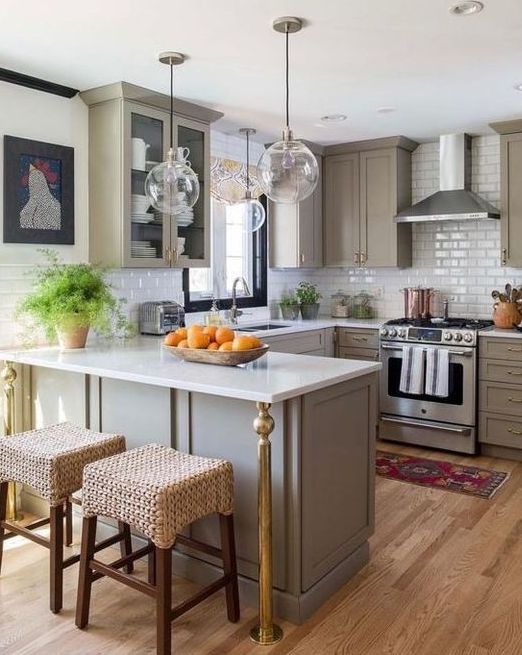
[1,442,522,654]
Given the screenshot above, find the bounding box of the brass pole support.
[1,362,20,521]
[250,402,283,645]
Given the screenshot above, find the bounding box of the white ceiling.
[1,0,522,145]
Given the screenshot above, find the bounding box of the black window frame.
[182,195,268,313]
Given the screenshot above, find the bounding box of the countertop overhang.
[0,338,381,404]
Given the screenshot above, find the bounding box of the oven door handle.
[380,344,473,357]
[380,416,472,435]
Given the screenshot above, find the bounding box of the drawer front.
[480,337,522,362]
[338,346,379,362]
[264,330,323,354]
[479,358,522,384]
[479,412,522,449]
[479,381,522,417]
[337,328,379,349]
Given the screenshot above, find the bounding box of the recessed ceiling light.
[377,106,396,114]
[449,1,484,16]
[320,114,347,124]
[514,83,522,92]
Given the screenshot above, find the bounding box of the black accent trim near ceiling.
[0,68,79,98]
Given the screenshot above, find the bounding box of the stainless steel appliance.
[139,301,185,335]
[379,317,493,454]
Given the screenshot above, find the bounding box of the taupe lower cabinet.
[324,136,417,268]
[81,82,222,268]
[269,154,323,268]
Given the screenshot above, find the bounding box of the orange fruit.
[174,327,187,340]
[249,336,262,349]
[203,325,218,341]
[215,326,235,345]
[177,339,189,348]
[218,341,233,352]
[188,331,211,349]
[187,323,204,339]
[232,335,256,351]
[207,341,219,350]
[164,331,182,347]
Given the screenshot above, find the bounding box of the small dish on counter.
[163,343,270,366]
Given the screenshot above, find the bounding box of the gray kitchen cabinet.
[336,328,380,361]
[269,152,323,268]
[324,136,417,268]
[262,329,328,356]
[81,82,222,268]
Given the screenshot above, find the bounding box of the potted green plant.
[18,250,130,350]
[296,281,322,320]
[279,292,300,321]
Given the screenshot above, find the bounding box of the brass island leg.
[1,362,20,521]
[250,401,283,645]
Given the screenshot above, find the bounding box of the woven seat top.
[82,443,234,549]
[0,422,125,505]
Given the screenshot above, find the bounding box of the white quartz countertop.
[479,327,522,339]
[0,338,381,404]
[223,317,386,337]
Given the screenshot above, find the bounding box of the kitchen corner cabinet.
[81,82,222,268]
[269,152,323,268]
[324,136,417,268]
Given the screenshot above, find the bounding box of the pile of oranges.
[164,324,263,351]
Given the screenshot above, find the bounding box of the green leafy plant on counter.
[295,281,322,305]
[279,291,300,320]
[279,292,299,307]
[17,250,132,343]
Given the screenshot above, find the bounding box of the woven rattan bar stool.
[0,422,128,613]
[76,443,240,655]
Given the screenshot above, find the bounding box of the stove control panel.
[380,326,477,346]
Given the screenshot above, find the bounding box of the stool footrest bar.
[1,520,50,548]
[176,534,223,559]
[170,575,231,621]
[89,557,156,598]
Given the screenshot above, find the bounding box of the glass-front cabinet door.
[174,117,210,267]
[123,103,171,267]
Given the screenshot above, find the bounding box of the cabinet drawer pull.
[507,427,522,436]
[352,336,368,342]
[507,347,522,353]
[508,371,522,376]
[508,397,522,404]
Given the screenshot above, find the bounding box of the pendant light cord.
[246,130,250,191]
[169,62,174,150]
[285,26,290,130]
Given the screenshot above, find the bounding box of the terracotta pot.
[55,323,90,349]
[493,301,521,329]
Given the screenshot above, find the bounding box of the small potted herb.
[296,281,322,320]
[18,250,130,350]
[279,292,300,321]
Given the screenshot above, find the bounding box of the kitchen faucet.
[229,276,251,324]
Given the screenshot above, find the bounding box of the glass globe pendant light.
[235,128,266,232]
[145,52,199,215]
[257,17,318,204]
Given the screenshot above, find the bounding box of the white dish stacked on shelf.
[131,194,153,223]
[174,192,194,227]
[131,240,157,258]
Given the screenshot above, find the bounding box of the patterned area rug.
[376,451,509,499]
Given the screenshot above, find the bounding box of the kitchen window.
[183,196,267,312]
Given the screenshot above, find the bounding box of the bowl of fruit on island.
[163,324,269,366]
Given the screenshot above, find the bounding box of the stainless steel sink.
[235,323,291,331]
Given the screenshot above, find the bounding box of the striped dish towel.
[425,347,450,398]
[399,346,425,395]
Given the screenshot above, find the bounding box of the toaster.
[139,301,185,335]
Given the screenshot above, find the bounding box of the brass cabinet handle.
[502,247,507,266]
[300,253,305,264]
[508,371,522,376]
[508,347,522,352]
[352,336,368,342]
[507,427,522,436]
[164,247,171,265]
[508,397,522,403]
[360,252,367,267]
[354,251,360,266]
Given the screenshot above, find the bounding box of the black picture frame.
[3,135,74,244]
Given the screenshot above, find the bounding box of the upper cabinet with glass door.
[81,82,222,269]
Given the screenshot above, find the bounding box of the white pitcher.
[132,138,150,170]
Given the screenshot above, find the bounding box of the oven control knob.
[380,328,388,337]
[453,333,463,342]
[443,331,453,341]
[464,332,473,343]
[389,328,397,337]
[398,328,407,338]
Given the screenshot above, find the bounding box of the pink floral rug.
[376,451,509,499]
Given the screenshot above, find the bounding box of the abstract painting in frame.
[3,135,74,244]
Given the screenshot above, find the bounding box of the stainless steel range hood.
[395,133,500,223]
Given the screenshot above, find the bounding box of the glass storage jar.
[330,291,352,318]
[353,291,375,319]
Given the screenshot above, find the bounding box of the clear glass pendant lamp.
[235,128,266,233]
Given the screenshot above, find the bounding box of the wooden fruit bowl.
[163,343,270,366]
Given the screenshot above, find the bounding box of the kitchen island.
[1,338,380,636]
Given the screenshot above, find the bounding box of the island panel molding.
[3,136,74,244]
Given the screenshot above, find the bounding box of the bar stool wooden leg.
[0,481,8,575]
[156,546,172,655]
[118,521,134,574]
[76,516,98,629]
[148,540,156,585]
[65,498,73,547]
[49,503,64,613]
[219,513,240,622]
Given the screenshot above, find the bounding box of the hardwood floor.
[1,442,522,654]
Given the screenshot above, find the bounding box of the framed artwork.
[3,135,74,244]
